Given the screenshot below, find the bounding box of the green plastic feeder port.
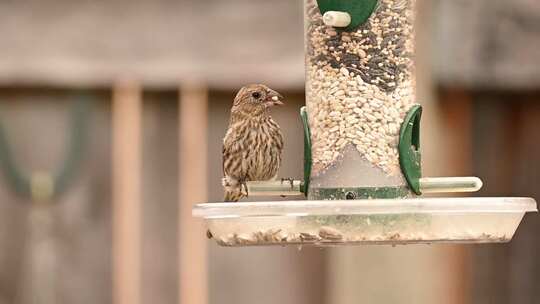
[398,105,422,195]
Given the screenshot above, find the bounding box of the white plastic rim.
[193,197,537,218]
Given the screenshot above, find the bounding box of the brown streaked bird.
[222,84,284,202]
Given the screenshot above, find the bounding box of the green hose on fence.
[0,96,92,202]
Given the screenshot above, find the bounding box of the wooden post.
[178,83,208,304]
[112,80,142,304]
[439,89,474,174]
[437,88,475,304]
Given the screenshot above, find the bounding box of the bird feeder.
[193,0,537,246]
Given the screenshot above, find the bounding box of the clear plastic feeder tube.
[305,0,417,199]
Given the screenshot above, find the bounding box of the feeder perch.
[322,11,352,28]
[193,0,537,247]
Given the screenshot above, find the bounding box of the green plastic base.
[309,187,411,200]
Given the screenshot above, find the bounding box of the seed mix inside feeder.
[193,0,537,247]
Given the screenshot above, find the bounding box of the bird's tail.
[222,176,246,202]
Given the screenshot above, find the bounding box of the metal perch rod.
[419,177,483,194]
[246,180,303,197]
[245,177,483,197]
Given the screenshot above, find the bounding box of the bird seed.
[305,0,417,175]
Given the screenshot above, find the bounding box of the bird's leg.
[280,178,295,197]
[280,177,295,188]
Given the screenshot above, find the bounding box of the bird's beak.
[266,89,284,107]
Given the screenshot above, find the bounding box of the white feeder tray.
[193,197,537,247]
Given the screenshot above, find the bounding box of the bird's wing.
[222,128,244,178]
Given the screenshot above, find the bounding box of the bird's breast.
[236,119,282,181]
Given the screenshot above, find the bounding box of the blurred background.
[0,0,539,304]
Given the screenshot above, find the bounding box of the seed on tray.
[264,228,283,242]
[319,226,343,240]
[286,233,302,243]
[210,229,509,246]
[300,232,321,242]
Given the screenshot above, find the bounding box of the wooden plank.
[442,89,472,304]
[510,97,540,303]
[470,94,513,304]
[112,80,142,304]
[178,84,208,304]
[433,0,540,89]
[470,94,540,304]
[0,1,303,89]
[438,88,474,175]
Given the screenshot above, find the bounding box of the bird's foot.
[280,177,295,188]
[240,181,249,197]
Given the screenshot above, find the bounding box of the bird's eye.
[251,92,261,99]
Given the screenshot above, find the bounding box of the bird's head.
[232,84,284,116]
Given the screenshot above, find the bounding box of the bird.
[222,84,284,202]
